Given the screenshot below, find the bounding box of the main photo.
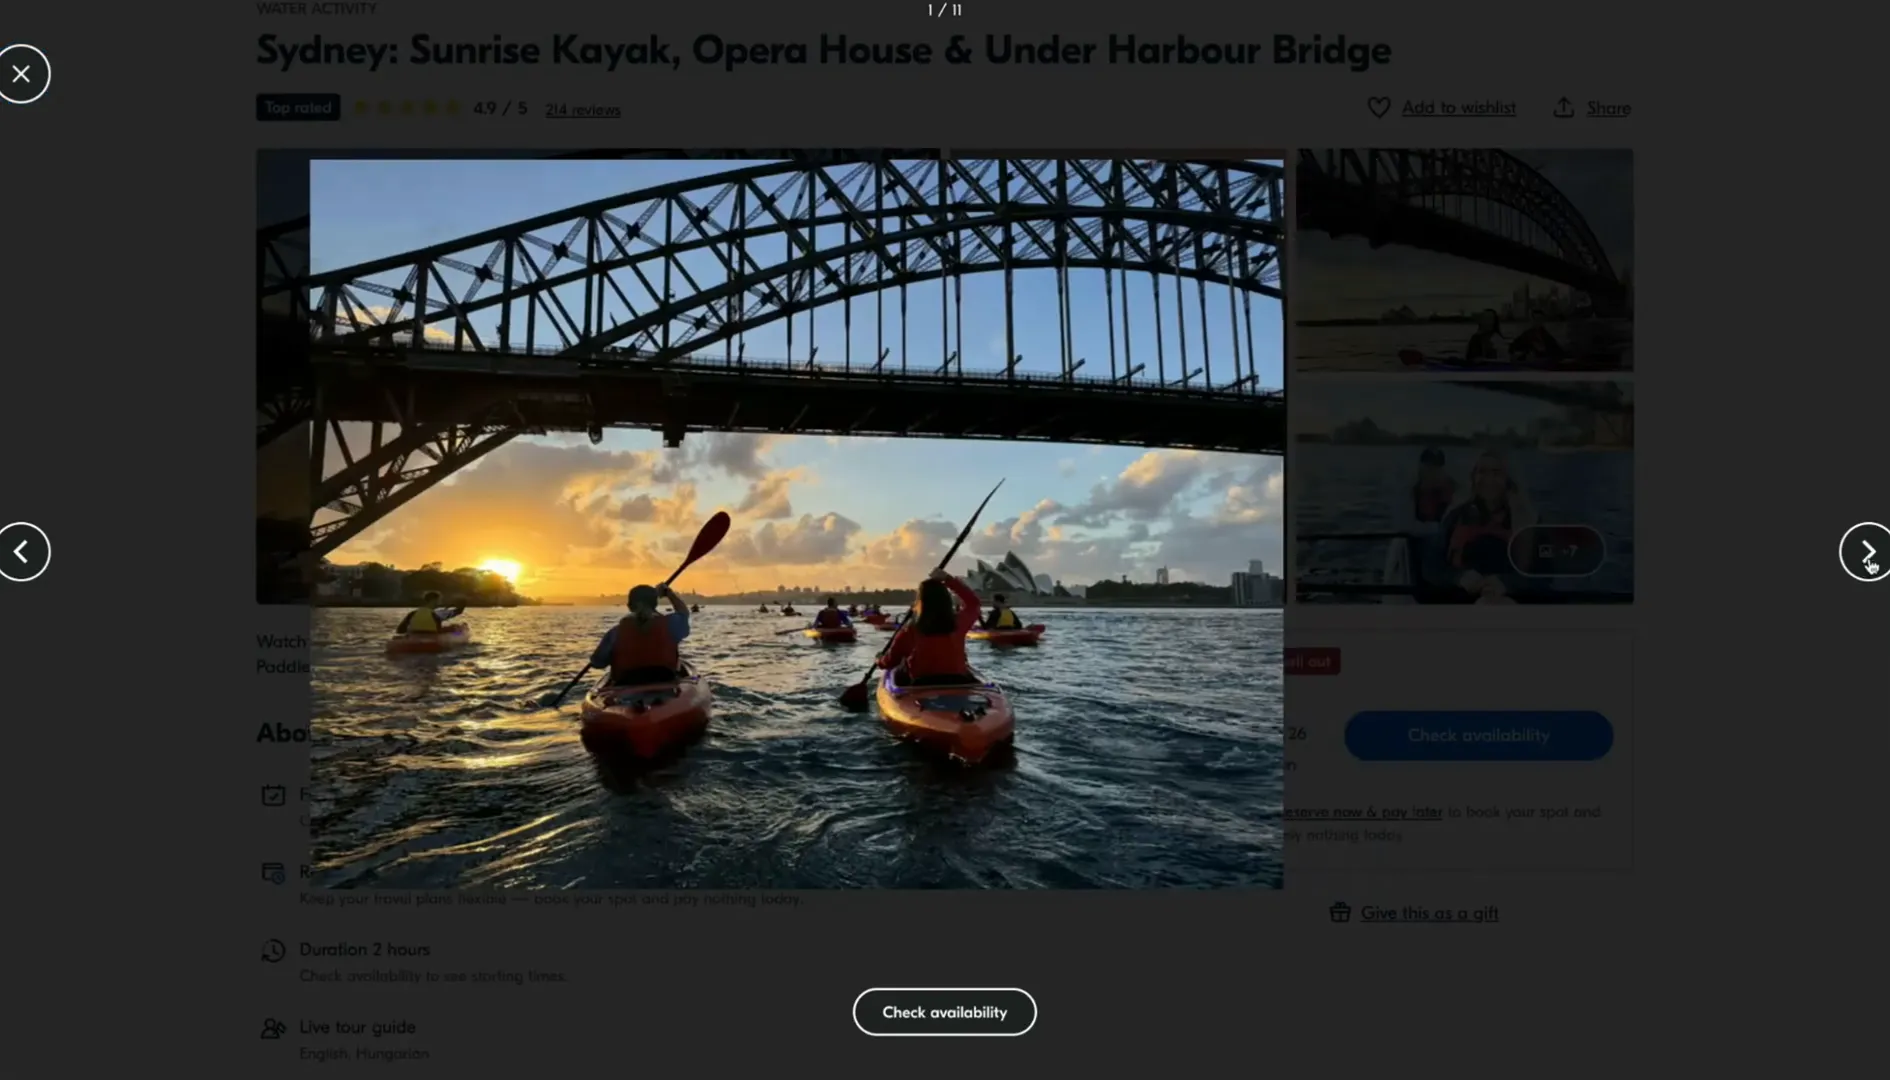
[285,153,1287,889]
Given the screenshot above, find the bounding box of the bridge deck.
[312,345,1284,454]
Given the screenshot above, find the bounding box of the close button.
[0,522,50,582]
[0,44,51,106]
[853,988,1037,1036]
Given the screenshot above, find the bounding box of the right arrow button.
[1838,522,1890,584]
[0,522,50,583]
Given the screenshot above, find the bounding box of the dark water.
[308,606,1283,889]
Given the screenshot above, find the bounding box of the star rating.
[350,100,464,118]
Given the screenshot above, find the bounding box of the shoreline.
[311,599,535,608]
[312,598,1281,613]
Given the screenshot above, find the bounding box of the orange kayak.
[802,627,857,643]
[578,670,712,758]
[967,623,1046,646]
[384,624,471,655]
[875,668,1015,764]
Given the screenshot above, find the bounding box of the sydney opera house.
[965,552,1061,596]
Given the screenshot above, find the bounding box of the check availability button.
[853,988,1037,1036]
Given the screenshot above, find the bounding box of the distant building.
[968,551,1046,595]
[1034,573,1054,593]
[1248,559,1265,578]
[1156,567,1170,585]
[1231,570,1283,606]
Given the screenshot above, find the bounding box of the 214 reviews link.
[471,100,623,119]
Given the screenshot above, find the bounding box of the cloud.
[952,452,1284,587]
[340,304,455,343]
[736,469,802,520]
[329,433,1283,596]
[338,440,671,572]
[1057,458,1077,477]
[722,513,861,566]
[617,483,700,529]
[971,498,1062,558]
[1053,449,1212,527]
[694,433,781,479]
[859,518,960,580]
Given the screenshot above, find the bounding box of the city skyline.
[1293,149,1635,323]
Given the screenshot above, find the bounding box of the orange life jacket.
[888,627,971,680]
[1413,482,1453,523]
[611,616,678,677]
[1448,516,1513,569]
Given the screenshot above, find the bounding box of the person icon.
[261,1018,286,1039]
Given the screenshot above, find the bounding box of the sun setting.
[477,559,522,583]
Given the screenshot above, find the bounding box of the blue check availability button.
[1345,711,1612,762]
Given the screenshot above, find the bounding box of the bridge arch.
[260,156,1287,566]
[1297,149,1623,307]
[299,157,1283,366]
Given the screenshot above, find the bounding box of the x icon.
[10,65,27,83]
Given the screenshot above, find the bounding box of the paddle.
[838,480,1003,712]
[541,511,732,707]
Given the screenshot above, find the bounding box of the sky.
[1296,381,1633,438]
[308,158,1284,386]
[303,159,1284,597]
[1294,149,1635,322]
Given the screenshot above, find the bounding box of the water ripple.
[309,606,1283,889]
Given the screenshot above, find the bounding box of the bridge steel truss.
[261,155,1286,559]
[1296,149,1626,314]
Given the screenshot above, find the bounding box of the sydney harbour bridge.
[257,152,1289,569]
[1296,148,1631,317]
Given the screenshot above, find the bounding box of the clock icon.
[262,938,286,963]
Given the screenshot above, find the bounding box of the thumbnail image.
[1294,149,1634,373]
[280,153,1290,889]
[1295,380,1633,604]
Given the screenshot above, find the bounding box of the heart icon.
[1367,97,1391,118]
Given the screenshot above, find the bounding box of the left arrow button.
[0,522,51,583]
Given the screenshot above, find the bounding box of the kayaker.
[1464,309,1506,361]
[1411,447,1455,525]
[1509,321,1569,363]
[396,591,463,634]
[590,584,692,685]
[812,597,853,630]
[758,605,770,613]
[879,569,980,686]
[1424,448,1535,604]
[781,606,799,617]
[981,593,1023,630]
